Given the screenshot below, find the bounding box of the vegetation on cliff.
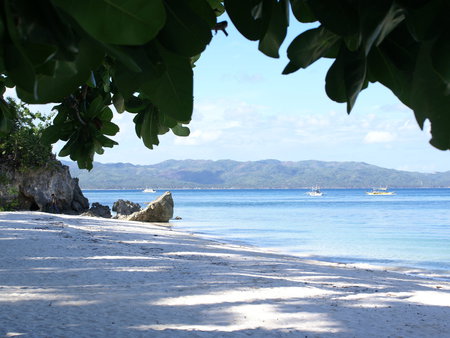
[0,99,89,213]
[0,98,55,169]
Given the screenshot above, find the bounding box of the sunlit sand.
[1,211,450,337]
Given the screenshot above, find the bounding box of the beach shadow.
[1,212,450,337]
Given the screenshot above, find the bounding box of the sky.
[14,15,450,173]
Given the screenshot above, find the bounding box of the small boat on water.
[306,187,323,196]
[366,187,395,195]
[143,188,156,193]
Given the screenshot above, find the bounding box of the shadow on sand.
[1,212,450,337]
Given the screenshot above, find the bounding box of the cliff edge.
[0,161,89,213]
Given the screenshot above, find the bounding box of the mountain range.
[63,159,450,189]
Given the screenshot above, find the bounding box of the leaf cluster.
[225,0,450,150]
[0,0,224,169]
[1,0,449,170]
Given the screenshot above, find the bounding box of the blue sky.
[16,16,450,173]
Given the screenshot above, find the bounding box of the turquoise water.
[82,189,450,279]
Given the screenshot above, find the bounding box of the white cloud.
[174,129,222,146]
[363,131,396,144]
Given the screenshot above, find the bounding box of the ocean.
[82,188,450,280]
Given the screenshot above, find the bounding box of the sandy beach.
[1,212,450,337]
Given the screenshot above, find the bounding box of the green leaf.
[97,135,118,148]
[308,0,359,37]
[41,125,63,144]
[159,111,178,128]
[405,0,446,42]
[367,46,412,108]
[358,1,405,55]
[17,39,104,103]
[431,34,450,88]
[53,110,68,125]
[133,107,160,149]
[93,139,105,155]
[125,96,149,113]
[207,0,225,16]
[86,96,105,118]
[113,46,162,99]
[101,121,120,136]
[113,93,125,113]
[98,106,114,122]
[282,61,301,75]
[58,131,79,157]
[22,43,58,68]
[325,52,346,103]
[171,124,190,136]
[4,43,36,94]
[343,49,367,112]
[224,0,265,40]
[286,27,339,68]
[102,44,142,73]
[289,0,316,23]
[189,0,217,28]
[258,0,289,58]
[140,44,193,122]
[51,0,166,45]
[410,44,450,149]
[158,0,214,57]
[326,46,367,112]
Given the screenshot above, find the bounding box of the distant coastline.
[81,187,450,191]
[64,159,450,190]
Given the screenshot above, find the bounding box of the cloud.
[174,129,222,146]
[363,131,396,143]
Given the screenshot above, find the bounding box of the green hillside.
[63,160,450,189]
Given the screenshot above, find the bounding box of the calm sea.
[82,188,450,280]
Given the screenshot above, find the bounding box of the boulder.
[112,199,141,216]
[0,162,89,214]
[82,202,112,218]
[127,191,173,222]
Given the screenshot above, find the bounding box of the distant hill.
[63,159,450,189]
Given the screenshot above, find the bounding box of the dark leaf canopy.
[0,0,448,170]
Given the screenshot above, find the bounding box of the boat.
[306,187,323,196]
[142,188,156,193]
[366,187,395,195]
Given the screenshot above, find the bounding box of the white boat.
[366,187,395,195]
[306,187,323,196]
[143,188,156,193]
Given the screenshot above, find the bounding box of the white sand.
[1,212,450,337]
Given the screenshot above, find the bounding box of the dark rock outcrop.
[0,162,89,213]
[112,199,141,216]
[127,191,173,222]
[82,202,111,218]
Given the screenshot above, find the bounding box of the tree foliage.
[225,0,450,150]
[0,0,448,170]
[0,98,54,168]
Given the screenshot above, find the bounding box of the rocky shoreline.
[0,161,88,214]
[0,161,174,223]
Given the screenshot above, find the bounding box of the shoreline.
[173,229,450,283]
[1,211,450,337]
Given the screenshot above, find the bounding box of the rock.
[112,199,141,216]
[71,178,89,211]
[0,161,89,214]
[127,191,173,222]
[82,202,111,218]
